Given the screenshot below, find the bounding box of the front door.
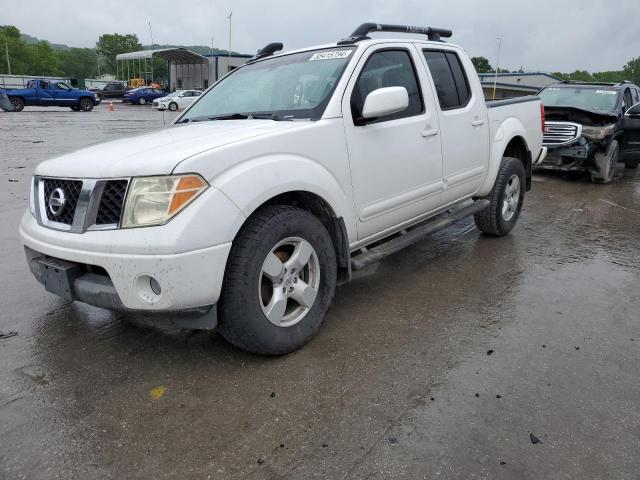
[343,46,444,241]
[51,82,75,106]
[622,102,640,165]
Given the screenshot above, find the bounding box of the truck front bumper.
[20,212,232,327]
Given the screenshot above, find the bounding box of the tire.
[218,205,337,355]
[168,102,178,111]
[79,98,94,112]
[474,156,526,237]
[10,97,24,112]
[591,140,619,184]
[138,97,146,105]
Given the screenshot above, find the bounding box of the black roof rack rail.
[559,80,627,87]
[246,42,283,64]
[338,22,452,45]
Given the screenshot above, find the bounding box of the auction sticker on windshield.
[596,90,617,95]
[309,50,352,61]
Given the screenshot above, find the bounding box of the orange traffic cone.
[108,101,114,112]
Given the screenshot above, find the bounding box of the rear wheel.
[168,102,178,111]
[138,97,146,105]
[218,205,337,355]
[79,98,94,112]
[10,97,24,112]
[474,156,526,236]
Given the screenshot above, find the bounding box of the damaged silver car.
[535,81,640,183]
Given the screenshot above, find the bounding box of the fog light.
[150,277,162,295]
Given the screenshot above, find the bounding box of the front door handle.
[472,119,486,127]
[422,128,440,137]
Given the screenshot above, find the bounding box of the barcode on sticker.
[309,50,352,61]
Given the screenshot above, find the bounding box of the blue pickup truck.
[5,79,101,112]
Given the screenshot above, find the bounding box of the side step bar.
[350,199,490,271]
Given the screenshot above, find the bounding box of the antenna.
[227,11,233,59]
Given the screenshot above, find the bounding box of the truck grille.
[35,177,129,233]
[43,179,83,225]
[96,180,128,225]
[543,122,582,147]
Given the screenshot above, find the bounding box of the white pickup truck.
[20,23,544,355]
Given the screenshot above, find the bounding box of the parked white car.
[153,90,202,111]
[20,23,544,355]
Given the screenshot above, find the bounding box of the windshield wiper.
[179,112,296,123]
[179,113,250,123]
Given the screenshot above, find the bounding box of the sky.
[2,0,639,73]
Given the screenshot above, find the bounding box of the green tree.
[96,33,142,74]
[471,56,492,73]
[0,25,31,74]
[623,58,640,85]
[27,41,60,76]
[57,48,98,85]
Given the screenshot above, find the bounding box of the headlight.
[29,177,36,217]
[582,124,616,141]
[121,174,208,228]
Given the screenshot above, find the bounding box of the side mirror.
[361,87,409,120]
[625,103,640,117]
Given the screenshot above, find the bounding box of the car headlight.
[29,177,36,217]
[121,174,208,228]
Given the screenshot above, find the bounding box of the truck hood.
[544,106,618,126]
[35,121,306,178]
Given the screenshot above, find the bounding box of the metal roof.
[116,48,208,62]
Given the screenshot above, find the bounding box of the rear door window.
[423,50,471,110]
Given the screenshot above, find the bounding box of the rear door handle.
[422,129,440,137]
[472,119,486,127]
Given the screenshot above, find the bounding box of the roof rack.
[338,22,453,45]
[246,42,283,63]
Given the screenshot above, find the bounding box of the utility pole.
[4,38,11,75]
[227,11,233,60]
[492,36,503,100]
[148,21,155,82]
[210,37,215,57]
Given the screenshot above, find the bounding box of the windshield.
[180,47,355,122]
[539,86,619,112]
[166,91,182,98]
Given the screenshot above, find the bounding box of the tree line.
[0,25,165,86]
[471,56,640,86]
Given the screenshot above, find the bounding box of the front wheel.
[79,98,94,112]
[474,156,526,236]
[591,140,619,184]
[218,205,337,355]
[168,102,178,111]
[10,97,24,112]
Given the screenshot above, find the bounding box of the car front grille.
[96,180,128,225]
[543,122,582,147]
[35,177,129,233]
[152,101,159,107]
[43,179,83,225]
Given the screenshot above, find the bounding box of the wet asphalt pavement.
[1,104,640,480]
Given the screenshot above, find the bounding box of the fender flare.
[211,154,356,241]
[477,117,531,197]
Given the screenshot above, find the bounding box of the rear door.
[421,48,489,204]
[342,44,444,240]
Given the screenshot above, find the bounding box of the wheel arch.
[477,122,533,197]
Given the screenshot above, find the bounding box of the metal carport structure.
[115,48,209,90]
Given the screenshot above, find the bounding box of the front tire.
[168,102,178,111]
[10,97,24,112]
[218,205,337,355]
[591,140,619,184]
[79,98,94,112]
[474,156,526,236]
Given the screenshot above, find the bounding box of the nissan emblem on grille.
[48,188,67,216]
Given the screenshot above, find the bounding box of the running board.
[350,199,490,271]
